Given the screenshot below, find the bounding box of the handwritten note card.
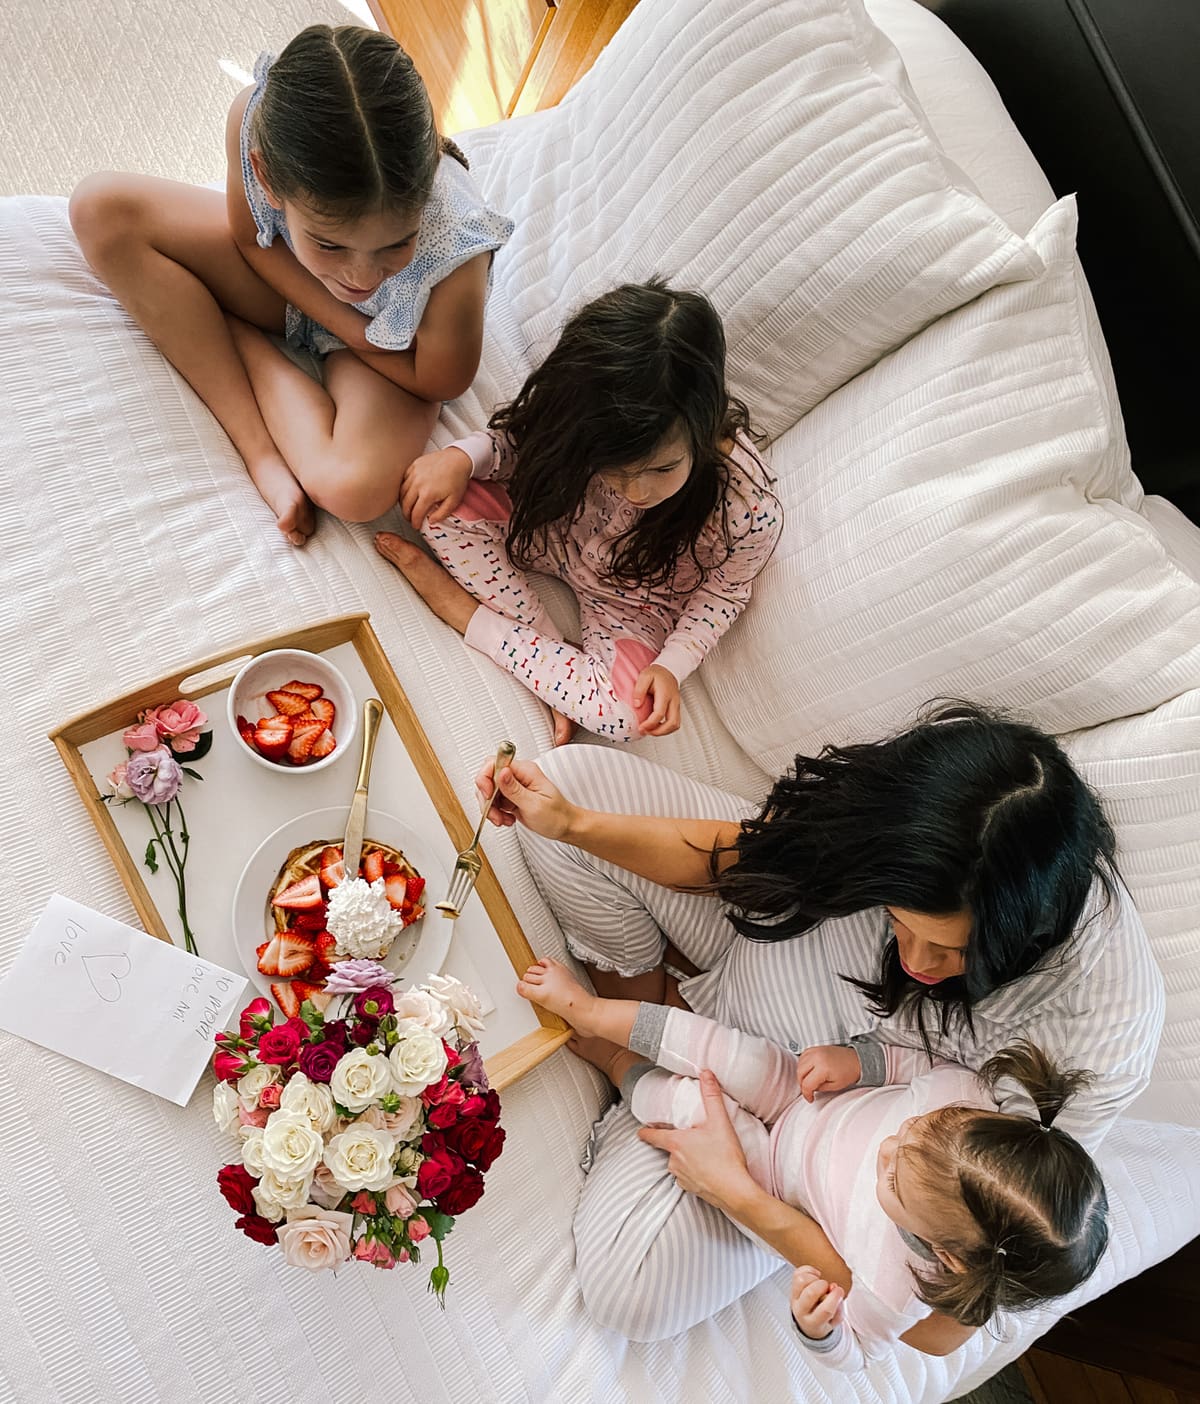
[0,895,247,1106]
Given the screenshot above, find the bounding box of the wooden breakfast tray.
[49,613,568,1090]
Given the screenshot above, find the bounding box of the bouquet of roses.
[211,963,503,1299]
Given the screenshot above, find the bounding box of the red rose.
[460,1088,501,1122]
[473,1124,506,1172]
[421,1075,449,1107]
[458,1093,486,1119]
[445,1120,488,1163]
[322,1020,349,1049]
[354,986,394,1018]
[350,1019,377,1047]
[212,1048,250,1083]
[239,997,274,1039]
[417,1144,463,1199]
[442,1041,461,1068]
[217,1164,257,1215]
[298,1039,342,1084]
[235,1213,279,1246]
[426,1082,466,1129]
[437,1167,485,1215]
[257,1024,303,1065]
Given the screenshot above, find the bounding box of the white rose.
[330,1047,394,1112]
[392,989,452,1037]
[212,1081,240,1135]
[422,974,486,1037]
[240,1127,267,1176]
[236,1061,281,1111]
[323,1125,397,1192]
[388,1021,448,1095]
[261,1110,324,1179]
[279,1072,337,1134]
[252,1168,312,1223]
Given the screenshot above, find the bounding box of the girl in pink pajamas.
[375,280,782,742]
[516,956,1109,1369]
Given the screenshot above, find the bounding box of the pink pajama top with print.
[422,428,782,740]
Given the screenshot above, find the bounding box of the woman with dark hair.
[375,278,782,745]
[473,702,1164,1342]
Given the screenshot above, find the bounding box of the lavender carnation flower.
[323,960,397,994]
[126,746,183,805]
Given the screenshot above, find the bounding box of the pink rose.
[213,1048,250,1083]
[275,1207,354,1272]
[257,1024,303,1065]
[147,700,207,753]
[239,998,274,1039]
[309,1163,346,1210]
[351,1192,378,1215]
[238,1105,270,1128]
[353,1238,396,1268]
[106,761,134,800]
[383,1183,418,1218]
[258,1083,282,1109]
[123,720,162,752]
[407,1215,430,1243]
[126,747,182,804]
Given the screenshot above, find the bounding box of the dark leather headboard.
[926,0,1200,523]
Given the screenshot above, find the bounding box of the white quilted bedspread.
[1,187,1198,1404]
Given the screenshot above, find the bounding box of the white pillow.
[1064,690,1200,1128]
[702,196,1200,768]
[461,0,1043,439]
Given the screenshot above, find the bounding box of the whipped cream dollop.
[325,876,405,960]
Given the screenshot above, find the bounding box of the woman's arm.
[223,90,372,350]
[479,759,741,890]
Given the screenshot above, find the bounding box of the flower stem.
[144,798,198,956]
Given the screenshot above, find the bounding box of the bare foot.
[516,956,598,1033]
[567,1032,641,1087]
[541,700,578,747]
[249,456,315,546]
[375,532,477,633]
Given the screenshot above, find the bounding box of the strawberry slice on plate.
[292,979,332,1012]
[319,854,345,889]
[254,717,293,760]
[310,730,336,761]
[362,850,385,884]
[270,981,301,1019]
[310,698,336,727]
[272,873,323,909]
[290,905,329,933]
[274,932,317,977]
[287,720,327,765]
[280,680,323,700]
[266,689,310,717]
[257,935,283,976]
[406,874,426,904]
[313,930,338,967]
[383,874,408,911]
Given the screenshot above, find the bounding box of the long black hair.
[907,1042,1109,1327]
[251,25,467,222]
[490,279,773,589]
[716,701,1117,1041]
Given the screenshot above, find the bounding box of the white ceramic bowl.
[226,648,357,776]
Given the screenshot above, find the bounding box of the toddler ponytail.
[908,1041,1108,1328]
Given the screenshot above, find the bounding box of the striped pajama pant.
[519,746,877,1340]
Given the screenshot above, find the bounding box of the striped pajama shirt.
[519,746,1165,1341]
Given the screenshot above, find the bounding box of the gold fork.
[435,741,516,918]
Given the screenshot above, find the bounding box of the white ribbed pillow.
[701,196,1200,768]
[1063,691,1200,1128]
[461,0,1043,439]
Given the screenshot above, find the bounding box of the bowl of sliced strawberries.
[227,648,355,774]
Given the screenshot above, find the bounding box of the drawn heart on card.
[83,953,132,1003]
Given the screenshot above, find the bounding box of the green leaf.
[189,730,215,761]
[181,767,204,781]
[298,1000,325,1036]
[423,1209,455,1243]
[144,839,159,874]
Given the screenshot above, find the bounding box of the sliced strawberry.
[257,935,283,976]
[280,680,323,700]
[267,689,310,717]
[290,905,329,933]
[313,930,338,966]
[406,874,426,904]
[236,714,258,749]
[275,932,317,977]
[320,857,345,890]
[382,858,401,877]
[306,958,333,984]
[383,874,408,911]
[402,906,424,928]
[292,979,332,1013]
[362,850,384,884]
[320,846,343,867]
[272,874,323,909]
[310,697,336,726]
[310,730,336,761]
[287,720,327,765]
[270,981,301,1019]
[254,717,293,760]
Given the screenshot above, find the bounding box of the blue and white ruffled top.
[239,52,514,357]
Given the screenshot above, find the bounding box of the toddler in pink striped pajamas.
[376,280,781,742]
[517,955,1110,1368]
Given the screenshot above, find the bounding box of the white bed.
[1,1,1198,1400]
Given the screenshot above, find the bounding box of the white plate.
[232,806,452,1003]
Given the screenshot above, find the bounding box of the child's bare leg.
[567,1033,645,1088]
[516,956,645,1046]
[231,331,438,522]
[68,175,312,544]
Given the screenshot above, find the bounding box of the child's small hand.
[634,664,680,736]
[795,1044,861,1102]
[400,447,472,529]
[790,1265,845,1339]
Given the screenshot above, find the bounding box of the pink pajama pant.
[422,481,677,741]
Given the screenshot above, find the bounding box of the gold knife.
[343,698,384,881]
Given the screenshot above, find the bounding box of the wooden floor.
[1020,1352,1200,1404]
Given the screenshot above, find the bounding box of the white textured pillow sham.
[461,0,1043,440]
[702,196,1200,769]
